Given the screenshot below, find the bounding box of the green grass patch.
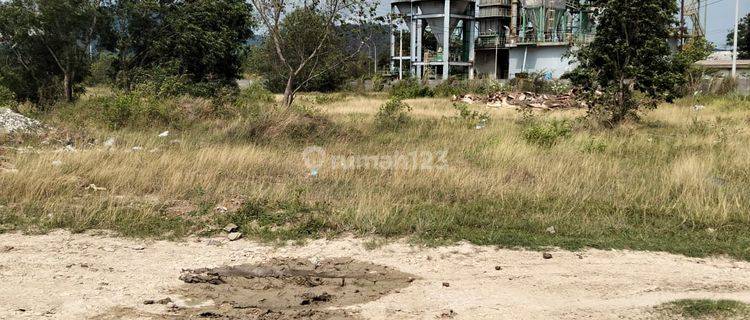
[662,299,750,318]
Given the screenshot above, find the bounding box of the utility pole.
[732,0,739,78]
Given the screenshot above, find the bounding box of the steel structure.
[390,0,477,80]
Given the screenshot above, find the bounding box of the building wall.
[508,46,575,79]
[474,49,508,79]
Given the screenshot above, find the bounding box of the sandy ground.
[2,231,750,319]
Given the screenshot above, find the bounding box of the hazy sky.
[704,0,750,49]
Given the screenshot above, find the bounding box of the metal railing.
[478,0,511,6]
[476,36,507,48]
[510,31,595,45]
[477,7,511,17]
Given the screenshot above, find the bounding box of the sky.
[376,0,750,50]
[704,0,750,49]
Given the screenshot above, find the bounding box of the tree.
[247,9,383,93]
[0,0,105,104]
[107,0,255,93]
[250,0,377,107]
[565,0,683,124]
[727,13,750,59]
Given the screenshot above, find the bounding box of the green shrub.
[0,85,16,108]
[581,138,607,153]
[371,74,385,92]
[389,78,432,99]
[233,81,274,115]
[521,119,572,148]
[375,98,412,130]
[86,53,117,86]
[453,103,490,127]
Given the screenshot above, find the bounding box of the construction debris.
[453,91,581,110]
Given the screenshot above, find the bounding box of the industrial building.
[389,0,705,81]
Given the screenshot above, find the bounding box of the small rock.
[223,223,238,233]
[227,232,242,241]
[706,227,716,234]
[158,131,170,137]
[442,282,450,287]
[494,265,502,271]
[439,309,457,319]
[543,252,553,259]
[101,246,115,252]
[131,245,145,251]
[576,253,584,259]
[407,277,415,283]
[545,226,556,234]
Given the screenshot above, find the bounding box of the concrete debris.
[227,232,242,241]
[223,223,238,233]
[453,91,581,110]
[0,108,43,134]
[546,226,556,235]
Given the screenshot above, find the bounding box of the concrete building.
[390,0,702,81]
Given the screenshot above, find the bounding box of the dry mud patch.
[94,257,413,319]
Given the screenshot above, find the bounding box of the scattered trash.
[494,265,502,271]
[103,137,116,148]
[223,223,238,233]
[693,104,705,111]
[227,232,242,241]
[131,146,143,152]
[51,160,63,167]
[546,226,556,235]
[86,184,107,192]
[543,252,553,259]
[453,91,581,110]
[706,228,716,234]
[442,282,450,287]
[63,145,76,152]
[214,206,228,213]
[158,131,170,137]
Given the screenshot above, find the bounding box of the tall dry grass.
[1,92,750,257]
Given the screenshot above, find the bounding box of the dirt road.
[2,230,750,319]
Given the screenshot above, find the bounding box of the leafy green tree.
[250,0,377,107]
[0,0,105,104]
[727,13,750,59]
[108,0,255,94]
[247,9,360,93]
[565,0,682,124]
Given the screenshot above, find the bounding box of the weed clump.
[389,78,432,99]
[375,98,412,131]
[521,119,572,148]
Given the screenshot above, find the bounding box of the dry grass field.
[1,90,750,260]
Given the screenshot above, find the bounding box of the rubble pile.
[454,91,581,110]
[0,108,44,134]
